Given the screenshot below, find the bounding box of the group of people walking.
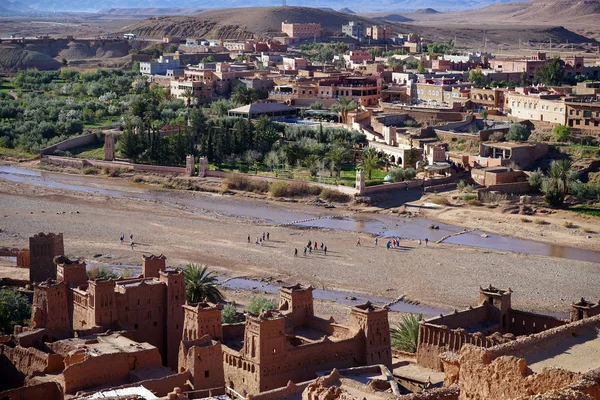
[373,236,429,249]
[295,240,327,257]
[248,232,270,246]
[120,233,135,249]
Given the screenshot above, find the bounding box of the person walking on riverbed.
[120,234,124,244]
[294,248,298,257]
[324,246,327,255]
[356,238,361,246]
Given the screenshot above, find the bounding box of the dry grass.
[320,188,350,203]
[582,227,596,234]
[520,217,532,223]
[430,196,450,206]
[467,199,482,206]
[563,221,578,229]
[534,219,550,225]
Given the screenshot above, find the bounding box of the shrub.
[221,303,240,324]
[528,169,544,191]
[457,180,466,191]
[224,174,268,193]
[489,132,504,142]
[82,166,97,175]
[520,217,532,223]
[0,288,31,334]
[87,268,119,280]
[467,199,482,206]
[390,314,423,353]
[460,193,477,201]
[246,297,277,315]
[269,181,290,197]
[553,124,571,142]
[480,191,506,204]
[563,221,577,229]
[534,219,550,225]
[288,181,311,196]
[430,196,450,205]
[321,188,350,203]
[505,124,531,141]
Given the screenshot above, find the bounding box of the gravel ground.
[0,179,598,315]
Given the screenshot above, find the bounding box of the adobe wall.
[455,345,583,400]
[223,322,246,341]
[13,328,48,349]
[489,314,600,360]
[0,381,62,400]
[40,132,99,156]
[424,306,489,330]
[41,156,85,169]
[132,164,187,174]
[485,182,535,194]
[62,346,162,394]
[506,309,567,336]
[0,344,64,389]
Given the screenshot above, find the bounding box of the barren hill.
[122,5,596,50]
[97,7,205,16]
[0,45,61,71]
[125,6,405,40]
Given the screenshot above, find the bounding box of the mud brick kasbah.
[2,233,600,400]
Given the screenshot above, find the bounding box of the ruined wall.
[31,281,71,338]
[0,381,62,400]
[506,309,567,336]
[29,233,64,283]
[456,345,582,400]
[0,344,64,389]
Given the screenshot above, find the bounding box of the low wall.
[489,314,600,360]
[133,164,187,174]
[361,179,422,195]
[40,133,99,156]
[485,182,533,194]
[0,382,62,400]
[507,309,567,336]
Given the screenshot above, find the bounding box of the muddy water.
[1,165,599,263]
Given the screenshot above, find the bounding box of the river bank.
[0,165,598,314]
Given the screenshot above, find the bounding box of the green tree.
[417,60,426,73]
[246,297,277,315]
[528,168,544,190]
[480,109,489,126]
[505,124,531,141]
[118,128,140,160]
[182,89,195,108]
[549,158,573,195]
[553,124,571,142]
[468,67,486,87]
[0,288,31,335]
[184,264,224,304]
[330,97,357,125]
[390,313,423,353]
[520,71,530,87]
[535,57,565,86]
[326,145,350,178]
[359,147,380,180]
[221,303,240,323]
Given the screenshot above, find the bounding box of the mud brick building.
[182,284,392,396]
[29,232,64,283]
[30,254,185,370]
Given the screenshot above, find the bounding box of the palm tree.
[390,313,423,353]
[330,97,358,124]
[359,147,380,180]
[182,89,195,108]
[326,145,349,178]
[480,109,489,127]
[380,153,391,172]
[184,264,224,304]
[549,159,572,194]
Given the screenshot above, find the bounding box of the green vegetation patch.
[571,206,600,217]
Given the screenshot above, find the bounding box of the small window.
[134,323,138,329]
[154,321,158,326]
[205,370,210,378]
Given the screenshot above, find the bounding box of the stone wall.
[39,132,99,156]
[0,344,64,389]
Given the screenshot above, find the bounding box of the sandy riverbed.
[1,170,599,315]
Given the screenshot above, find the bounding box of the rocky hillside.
[124,6,403,40]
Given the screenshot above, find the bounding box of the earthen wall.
[0,381,62,400]
[506,309,567,336]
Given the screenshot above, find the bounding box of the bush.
[480,191,506,204]
[534,219,550,225]
[269,181,290,197]
[430,196,450,205]
[221,303,240,324]
[457,180,466,191]
[544,183,565,208]
[563,221,577,229]
[321,188,350,203]
[224,174,269,193]
[82,166,97,175]
[520,217,532,223]
[528,169,544,191]
[467,199,482,206]
[246,297,277,315]
[553,124,571,142]
[87,267,120,280]
[0,288,31,334]
[460,193,478,201]
[505,124,531,141]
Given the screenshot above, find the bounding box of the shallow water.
[1,165,598,264]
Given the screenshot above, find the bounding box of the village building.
[281,23,321,40]
[139,56,183,77]
[506,88,567,124]
[317,75,382,106]
[181,284,391,395]
[565,97,600,130]
[227,103,298,120]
